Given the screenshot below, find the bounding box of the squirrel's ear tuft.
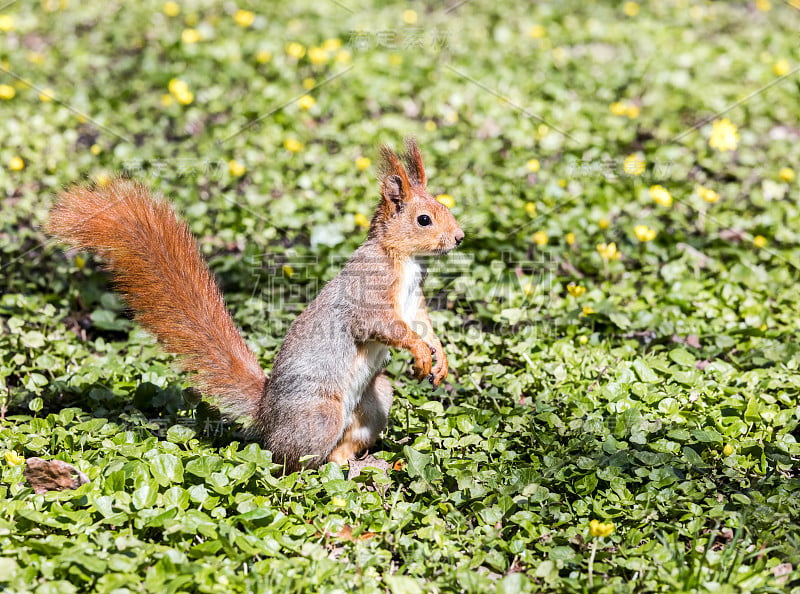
[378,144,411,208]
[400,137,426,188]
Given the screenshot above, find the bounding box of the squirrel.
[47,138,464,472]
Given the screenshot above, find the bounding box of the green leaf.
[682,446,708,468]
[402,446,432,479]
[132,484,157,510]
[669,348,696,367]
[149,454,183,486]
[384,576,424,594]
[166,424,196,443]
[0,558,18,581]
[21,331,46,349]
[691,429,723,443]
[633,360,659,383]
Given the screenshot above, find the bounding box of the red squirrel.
[47,139,464,471]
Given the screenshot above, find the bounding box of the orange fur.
[47,179,266,420]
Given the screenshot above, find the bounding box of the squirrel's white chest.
[398,259,422,324]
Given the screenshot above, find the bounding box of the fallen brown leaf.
[24,457,89,494]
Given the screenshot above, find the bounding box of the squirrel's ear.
[381,174,408,211]
[401,137,426,188]
[378,144,411,210]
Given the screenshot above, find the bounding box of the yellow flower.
[355,157,371,171]
[233,9,255,27]
[524,202,537,217]
[39,88,54,102]
[181,28,201,44]
[297,94,315,110]
[708,118,739,152]
[623,2,639,16]
[753,235,767,248]
[74,254,86,269]
[528,25,546,39]
[282,264,294,277]
[354,213,370,228]
[168,78,187,95]
[625,104,640,119]
[633,224,657,242]
[308,46,328,65]
[168,78,193,105]
[578,335,589,345]
[0,84,15,99]
[723,444,734,456]
[403,9,418,24]
[773,59,790,77]
[537,124,549,139]
[176,90,193,105]
[532,231,548,246]
[8,156,24,171]
[523,282,535,296]
[335,49,351,64]
[323,38,342,52]
[161,93,174,107]
[598,218,609,230]
[90,144,101,155]
[565,232,576,246]
[256,50,272,64]
[437,194,455,209]
[302,77,315,90]
[650,184,673,207]
[696,185,719,203]
[580,306,595,317]
[28,52,45,65]
[611,101,640,119]
[609,101,627,116]
[526,158,541,173]
[286,42,306,59]
[778,167,795,183]
[228,159,246,177]
[567,284,586,298]
[95,173,111,187]
[596,242,620,260]
[389,54,403,67]
[4,451,24,466]
[756,0,771,10]
[0,14,14,31]
[163,1,180,17]
[332,496,347,507]
[284,138,304,153]
[589,519,615,537]
[623,154,645,176]
[424,120,437,132]
[42,0,69,12]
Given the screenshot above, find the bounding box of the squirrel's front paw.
[411,343,433,381]
[430,349,448,388]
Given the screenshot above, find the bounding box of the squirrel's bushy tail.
[47,179,266,421]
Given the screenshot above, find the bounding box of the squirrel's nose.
[454,230,465,245]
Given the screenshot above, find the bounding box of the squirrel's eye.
[417,214,432,227]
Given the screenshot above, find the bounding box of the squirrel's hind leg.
[328,373,393,465]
